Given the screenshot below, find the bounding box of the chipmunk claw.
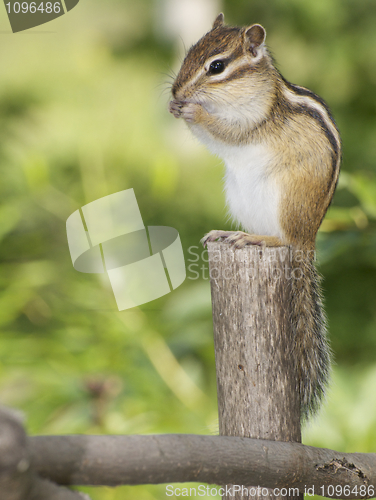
[169,100,183,118]
[201,230,234,247]
[225,231,264,249]
[201,230,270,249]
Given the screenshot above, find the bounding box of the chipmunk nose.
[171,78,184,99]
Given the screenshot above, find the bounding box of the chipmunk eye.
[208,60,225,75]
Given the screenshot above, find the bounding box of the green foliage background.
[0,0,375,498]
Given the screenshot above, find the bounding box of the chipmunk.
[169,13,341,420]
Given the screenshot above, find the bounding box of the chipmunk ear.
[244,24,266,57]
[212,13,224,29]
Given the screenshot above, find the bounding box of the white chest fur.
[190,124,283,238]
[223,144,282,237]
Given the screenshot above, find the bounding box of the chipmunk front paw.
[180,102,202,123]
[169,100,202,123]
[169,100,183,118]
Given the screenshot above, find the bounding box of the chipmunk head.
[171,14,276,130]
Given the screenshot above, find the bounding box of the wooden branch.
[30,434,376,498]
[0,406,91,500]
[208,242,301,499]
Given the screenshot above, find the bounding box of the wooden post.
[207,242,302,500]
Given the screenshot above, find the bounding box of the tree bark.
[29,433,376,498]
[207,242,301,500]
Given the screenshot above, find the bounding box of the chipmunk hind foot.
[201,230,283,249]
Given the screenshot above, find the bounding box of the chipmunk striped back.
[276,76,341,220]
